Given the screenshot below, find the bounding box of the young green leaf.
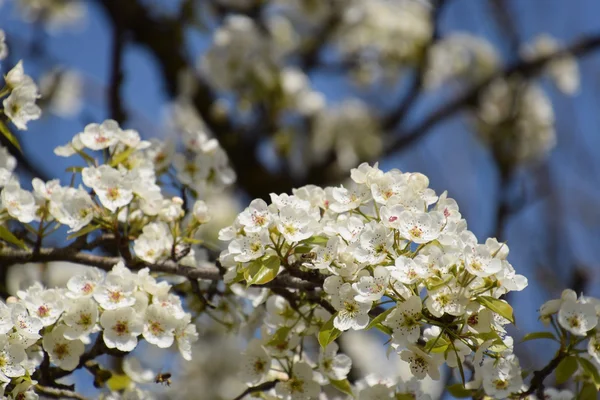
[446,383,472,398]
[578,357,600,389]
[555,356,578,385]
[520,331,556,343]
[0,225,28,249]
[0,120,22,152]
[330,379,353,396]
[319,314,341,348]
[366,306,395,330]
[66,224,101,240]
[476,296,515,324]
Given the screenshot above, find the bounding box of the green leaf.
[67,224,100,240]
[300,236,329,246]
[578,357,600,389]
[245,256,280,285]
[106,374,131,391]
[521,331,556,343]
[330,379,353,396]
[476,296,515,324]
[0,120,21,152]
[579,382,598,400]
[318,314,342,348]
[293,245,313,254]
[446,383,472,398]
[266,326,291,347]
[555,356,578,385]
[109,147,135,167]
[0,225,27,249]
[373,323,393,335]
[366,306,395,330]
[229,269,246,284]
[424,335,450,353]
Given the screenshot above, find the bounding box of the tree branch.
[34,385,90,400]
[519,350,567,398]
[0,247,320,290]
[233,380,279,400]
[386,33,600,155]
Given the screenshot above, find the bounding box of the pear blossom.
[142,304,177,348]
[353,266,389,302]
[82,165,133,212]
[239,339,271,385]
[0,146,16,188]
[133,222,174,263]
[1,179,37,223]
[397,211,444,244]
[385,296,423,346]
[42,325,84,371]
[425,281,468,318]
[480,354,523,397]
[318,342,352,381]
[61,297,99,340]
[93,265,136,310]
[78,120,119,150]
[354,221,394,264]
[228,230,270,262]
[100,307,143,352]
[331,284,372,331]
[275,362,320,400]
[238,199,271,232]
[3,86,41,130]
[558,298,598,336]
[192,200,210,223]
[174,314,198,361]
[11,303,42,340]
[49,186,95,232]
[0,336,26,380]
[66,268,105,298]
[400,345,442,380]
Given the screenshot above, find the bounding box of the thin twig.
[386,33,600,155]
[34,385,90,400]
[232,380,279,400]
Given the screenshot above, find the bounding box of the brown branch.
[519,350,567,398]
[232,380,279,400]
[34,385,90,400]
[108,9,127,124]
[0,247,320,290]
[386,33,600,155]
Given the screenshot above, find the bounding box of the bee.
[300,252,317,261]
[155,372,172,387]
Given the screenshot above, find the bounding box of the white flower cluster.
[521,34,580,95]
[336,0,432,81]
[311,99,381,171]
[425,32,499,89]
[220,162,533,398]
[475,77,556,164]
[1,60,42,130]
[541,289,600,360]
[0,261,198,399]
[14,0,86,31]
[0,29,7,61]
